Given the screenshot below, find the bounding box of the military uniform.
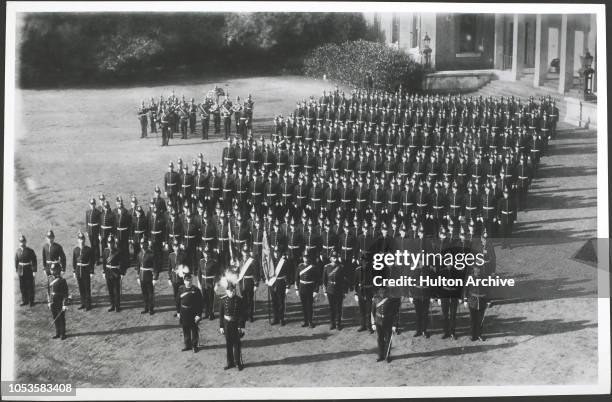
[47,267,69,339]
[295,257,319,327]
[237,253,260,322]
[463,267,489,341]
[102,241,125,312]
[437,263,464,339]
[219,286,246,369]
[179,277,204,351]
[354,258,374,331]
[86,201,102,263]
[15,238,37,306]
[409,261,433,337]
[168,245,189,315]
[42,240,67,276]
[371,291,400,362]
[137,242,159,314]
[72,237,94,310]
[269,252,291,325]
[323,256,346,330]
[497,193,517,248]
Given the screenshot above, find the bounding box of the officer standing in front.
[178,267,203,352]
[371,287,400,363]
[219,280,246,370]
[463,265,490,341]
[47,263,69,340]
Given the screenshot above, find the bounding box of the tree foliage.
[18,12,373,87]
[303,40,425,92]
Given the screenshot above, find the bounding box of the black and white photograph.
[1,2,609,400]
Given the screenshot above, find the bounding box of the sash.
[328,264,341,280]
[238,257,254,281]
[299,264,313,277]
[49,278,60,287]
[376,297,388,308]
[268,257,286,286]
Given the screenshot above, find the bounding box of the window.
[458,14,478,53]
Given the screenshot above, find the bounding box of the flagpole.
[262,230,272,324]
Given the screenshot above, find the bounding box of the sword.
[49,309,66,328]
[480,301,493,330]
[385,331,394,360]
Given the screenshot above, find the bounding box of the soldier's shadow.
[69,324,176,337]
[392,341,518,363]
[89,293,177,313]
[197,333,332,351]
[252,300,363,329]
[480,315,597,339]
[247,348,377,368]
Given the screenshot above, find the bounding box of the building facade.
[364,12,597,95]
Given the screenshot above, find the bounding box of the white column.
[558,14,575,94]
[493,14,505,69]
[534,14,549,87]
[511,14,526,81]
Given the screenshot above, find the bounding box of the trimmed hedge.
[303,40,425,92]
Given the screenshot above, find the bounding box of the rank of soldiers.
[18,85,557,367]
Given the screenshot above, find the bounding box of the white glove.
[168,280,172,286]
[238,328,244,335]
[102,273,106,279]
[90,274,94,279]
[195,316,201,322]
[463,301,468,308]
[219,328,225,335]
[152,280,157,286]
[354,294,359,303]
[73,273,77,279]
[436,298,441,306]
[253,286,257,291]
[296,290,299,296]
[324,292,328,298]
[177,313,181,319]
[313,292,317,298]
[285,288,290,295]
[137,279,141,285]
[62,306,67,311]
[47,303,51,309]
[392,326,397,334]
[371,324,376,332]
[408,297,413,303]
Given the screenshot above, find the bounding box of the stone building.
[364,13,597,95]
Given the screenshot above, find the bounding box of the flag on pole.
[228,218,234,263]
[261,230,274,285]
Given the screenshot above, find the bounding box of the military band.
[136,91,255,144]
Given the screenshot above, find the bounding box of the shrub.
[303,40,425,92]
